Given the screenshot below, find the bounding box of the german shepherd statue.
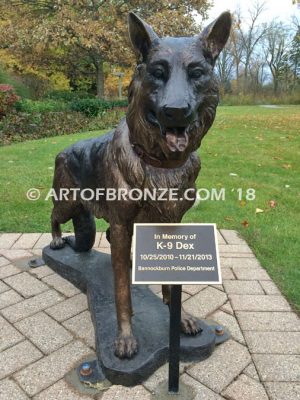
[50,12,232,359]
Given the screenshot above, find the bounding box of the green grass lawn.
[1,105,300,312]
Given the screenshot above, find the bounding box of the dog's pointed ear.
[128,12,159,62]
[200,11,232,63]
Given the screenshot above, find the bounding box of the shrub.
[69,98,103,117]
[46,90,94,102]
[0,67,32,98]
[0,111,89,145]
[86,107,126,130]
[108,99,128,108]
[21,72,51,99]
[0,84,20,118]
[70,98,128,117]
[15,99,68,113]
[0,96,128,145]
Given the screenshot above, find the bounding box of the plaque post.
[168,284,182,394]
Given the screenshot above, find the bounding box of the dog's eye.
[189,68,204,79]
[152,68,165,80]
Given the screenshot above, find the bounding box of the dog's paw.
[50,237,65,250]
[114,334,138,359]
[63,235,76,248]
[181,312,202,335]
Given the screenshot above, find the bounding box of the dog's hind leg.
[64,208,96,252]
[162,284,202,335]
[162,284,171,305]
[106,227,110,243]
[50,210,65,250]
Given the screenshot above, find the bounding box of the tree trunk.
[235,63,240,94]
[94,58,104,99]
[243,58,250,94]
[274,77,279,95]
[270,65,279,95]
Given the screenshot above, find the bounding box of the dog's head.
[126,12,232,166]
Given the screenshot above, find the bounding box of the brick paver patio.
[0,230,299,399]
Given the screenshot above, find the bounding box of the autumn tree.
[0,0,211,98]
[215,43,235,93]
[219,5,268,96]
[235,2,268,94]
[228,19,244,94]
[263,22,289,94]
[289,25,300,88]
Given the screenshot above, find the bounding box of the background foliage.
[0,0,210,99]
[0,1,299,146]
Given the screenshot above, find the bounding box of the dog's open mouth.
[147,111,190,152]
[164,127,189,152]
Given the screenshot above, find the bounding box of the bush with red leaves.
[0,84,20,118]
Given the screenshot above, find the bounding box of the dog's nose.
[161,104,192,125]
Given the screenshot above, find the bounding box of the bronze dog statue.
[50,12,231,359]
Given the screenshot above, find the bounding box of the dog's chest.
[135,162,199,223]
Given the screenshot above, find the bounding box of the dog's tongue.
[165,129,189,152]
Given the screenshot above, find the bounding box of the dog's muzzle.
[147,111,191,153]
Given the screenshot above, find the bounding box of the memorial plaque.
[132,223,221,284]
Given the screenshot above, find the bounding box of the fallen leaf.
[269,200,276,208]
[256,208,264,214]
[240,200,246,207]
[282,164,291,169]
[241,220,249,227]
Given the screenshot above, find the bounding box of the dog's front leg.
[110,223,137,359]
[162,284,202,335]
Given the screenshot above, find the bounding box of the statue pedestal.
[43,246,229,386]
